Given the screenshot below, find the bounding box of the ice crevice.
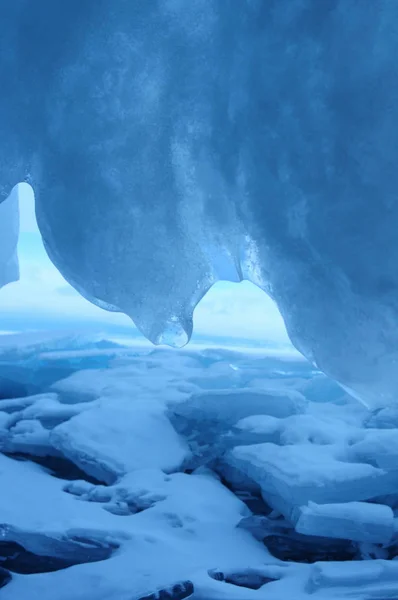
[2,2,398,405]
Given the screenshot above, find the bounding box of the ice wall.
[0,189,19,290]
[1,1,398,406]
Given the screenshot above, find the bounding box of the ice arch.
[1,0,398,406]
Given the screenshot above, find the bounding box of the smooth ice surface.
[2,3,398,404]
[295,501,394,544]
[306,561,398,596]
[0,188,19,290]
[221,443,398,521]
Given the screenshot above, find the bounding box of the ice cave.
[1,2,398,599]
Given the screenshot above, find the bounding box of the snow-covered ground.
[0,332,397,599]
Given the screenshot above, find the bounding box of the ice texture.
[347,429,398,470]
[2,2,398,404]
[0,452,268,599]
[170,388,306,467]
[220,443,398,521]
[50,398,190,484]
[3,335,398,597]
[295,501,394,544]
[0,188,19,290]
[306,561,398,596]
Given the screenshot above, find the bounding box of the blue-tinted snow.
[1,333,398,598]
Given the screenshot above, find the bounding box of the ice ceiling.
[1,0,398,406]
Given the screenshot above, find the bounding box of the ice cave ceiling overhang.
[1,0,398,407]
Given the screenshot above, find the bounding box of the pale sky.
[0,183,291,345]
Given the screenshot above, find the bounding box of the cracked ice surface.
[2,334,398,598]
[2,2,398,405]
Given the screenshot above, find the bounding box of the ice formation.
[0,188,19,290]
[1,2,398,404]
[295,501,394,544]
[2,334,398,597]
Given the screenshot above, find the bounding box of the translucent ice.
[295,501,394,544]
[220,443,398,521]
[2,2,398,404]
[0,189,19,290]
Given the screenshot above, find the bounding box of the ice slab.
[14,394,94,428]
[170,388,306,467]
[208,566,279,590]
[50,398,190,483]
[0,392,96,458]
[0,526,115,571]
[220,443,398,521]
[136,581,194,600]
[0,332,124,360]
[239,515,358,563]
[234,411,360,448]
[295,501,394,544]
[232,415,282,447]
[172,388,307,424]
[0,332,314,404]
[306,560,398,596]
[49,346,217,407]
[0,418,56,457]
[0,333,397,598]
[0,332,139,396]
[0,392,59,414]
[348,429,398,469]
